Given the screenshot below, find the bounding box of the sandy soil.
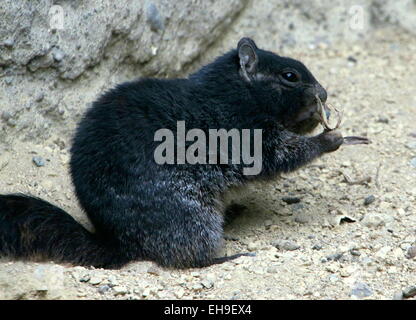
[0,28,415,300]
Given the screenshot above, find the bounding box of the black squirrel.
[0,38,343,269]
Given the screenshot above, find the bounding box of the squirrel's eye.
[282,72,298,82]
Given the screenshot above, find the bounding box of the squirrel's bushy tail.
[0,194,128,269]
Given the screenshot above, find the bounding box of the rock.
[406,246,416,259]
[282,196,301,204]
[51,48,65,62]
[351,282,373,298]
[192,283,204,291]
[32,156,46,167]
[142,288,151,298]
[393,292,403,300]
[375,246,392,260]
[312,244,323,250]
[146,3,164,32]
[403,286,416,299]
[361,213,392,228]
[364,195,376,206]
[326,252,344,261]
[1,111,13,121]
[294,213,311,224]
[79,274,90,283]
[340,266,356,277]
[406,141,416,150]
[377,116,389,124]
[272,239,301,251]
[201,274,216,289]
[3,37,14,47]
[373,0,416,36]
[266,266,279,274]
[247,242,260,251]
[201,279,214,289]
[89,276,103,285]
[98,285,111,294]
[410,158,416,168]
[0,0,248,140]
[35,92,45,102]
[147,265,161,276]
[106,275,118,286]
[347,56,358,63]
[113,286,128,296]
[174,288,185,299]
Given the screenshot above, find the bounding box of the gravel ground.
[0,28,415,300]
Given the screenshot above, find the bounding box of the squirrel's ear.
[238,38,258,80]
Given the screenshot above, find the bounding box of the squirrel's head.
[237,37,328,134]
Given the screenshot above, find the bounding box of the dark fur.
[0,38,342,269]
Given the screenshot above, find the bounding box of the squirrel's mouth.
[286,102,331,135]
[295,103,331,123]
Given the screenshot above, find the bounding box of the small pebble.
[392,292,403,300]
[351,282,373,298]
[1,111,12,121]
[403,286,416,298]
[147,265,161,276]
[35,92,45,102]
[364,195,376,206]
[272,239,300,251]
[294,213,310,224]
[406,246,416,259]
[410,158,416,168]
[406,141,416,150]
[79,274,90,283]
[201,279,214,289]
[347,56,357,63]
[326,252,344,261]
[32,156,45,167]
[174,288,185,299]
[142,288,151,297]
[98,285,110,294]
[361,213,390,228]
[282,196,301,204]
[192,283,203,291]
[264,219,273,227]
[3,38,14,47]
[247,242,259,252]
[312,244,323,250]
[113,286,128,296]
[52,48,65,62]
[266,266,278,274]
[377,116,389,124]
[146,3,164,32]
[89,276,102,285]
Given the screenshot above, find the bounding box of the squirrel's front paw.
[316,130,343,153]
